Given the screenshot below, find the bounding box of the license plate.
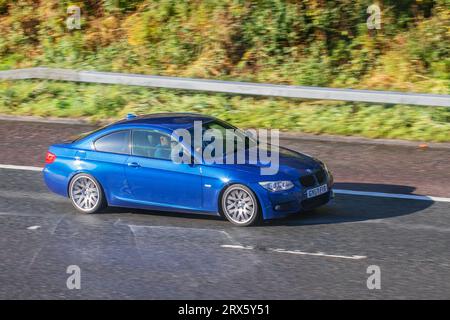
[306,184,328,198]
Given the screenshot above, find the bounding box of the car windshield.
[187,120,257,158]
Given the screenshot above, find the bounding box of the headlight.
[259,181,294,192]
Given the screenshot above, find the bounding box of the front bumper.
[254,174,334,220]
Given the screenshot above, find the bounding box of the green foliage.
[0,0,447,90]
[0,1,448,141]
[0,80,449,142]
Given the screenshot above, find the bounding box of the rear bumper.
[43,165,70,198]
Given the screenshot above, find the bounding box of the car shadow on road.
[333,182,423,194]
[268,182,435,227]
[102,182,437,228]
[103,206,225,223]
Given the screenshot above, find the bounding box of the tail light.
[45,151,56,164]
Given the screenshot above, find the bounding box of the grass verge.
[0,80,449,142]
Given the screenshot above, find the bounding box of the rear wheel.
[221,184,260,226]
[69,173,106,214]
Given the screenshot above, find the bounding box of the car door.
[86,129,133,203]
[125,128,202,210]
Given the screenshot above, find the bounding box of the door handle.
[127,162,141,168]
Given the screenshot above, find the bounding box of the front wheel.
[221,184,260,226]
[69,173,106,214]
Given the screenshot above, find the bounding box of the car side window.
[94,130,130,155]
[132,129,180,161]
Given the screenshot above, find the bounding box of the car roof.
[112,113,217,130]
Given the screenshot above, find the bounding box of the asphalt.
[0,120,449,299]
[0,168,450,299]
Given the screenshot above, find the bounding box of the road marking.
[271,248,367,260]
[334,189,450,203]
[1,163,449,202]
[0,164,42,171]
[27,225,41,230]
[220,245,366,260]
[221,244,254,250]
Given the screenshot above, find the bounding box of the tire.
[69,173,106,214]
[221,184,260,226]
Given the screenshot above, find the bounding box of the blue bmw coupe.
[43,113,333,226]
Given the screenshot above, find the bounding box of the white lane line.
[271,248,367,260]
[334,189,450,203]
[220,245,366,260]
[1,163,449,202]
[0,164,42,171]
[221,244,255,250]
[27,225,41,230]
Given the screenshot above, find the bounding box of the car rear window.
[94,130,130,155]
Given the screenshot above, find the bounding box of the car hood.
[217,146,321,178]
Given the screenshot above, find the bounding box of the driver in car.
[154,135,171,159]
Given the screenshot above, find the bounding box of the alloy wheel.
[222,185,258,225]
[70,175,101,213]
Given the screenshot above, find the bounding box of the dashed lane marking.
[220,244,367,260]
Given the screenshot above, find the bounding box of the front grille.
[299,168,327,187]
[315,168,326,184]
[299,174,315,187]
[301,192,330,210]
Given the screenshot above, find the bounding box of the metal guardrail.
[0,67,449,107]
